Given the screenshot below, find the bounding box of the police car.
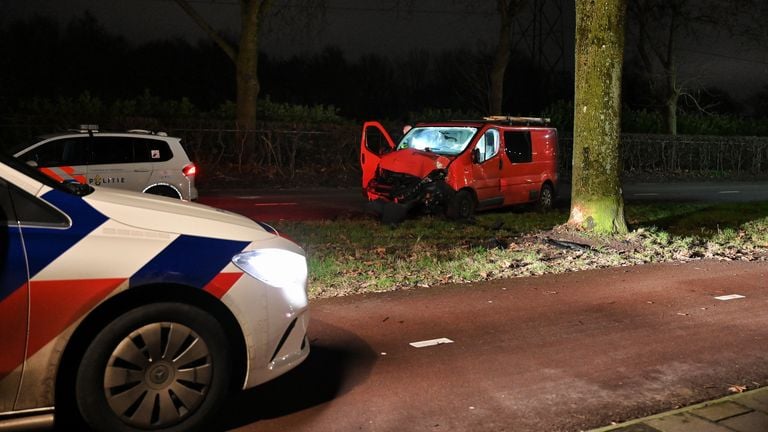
[0,152,309,431]
[13,127,198,201]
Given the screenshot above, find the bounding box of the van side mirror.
[472,148,481,163]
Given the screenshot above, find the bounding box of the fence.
[2,119,768,186]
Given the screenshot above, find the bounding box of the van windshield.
[397,127,478,156]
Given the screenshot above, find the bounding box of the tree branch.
[172,0,237,62]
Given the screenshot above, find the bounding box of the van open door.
[360,121,395,195]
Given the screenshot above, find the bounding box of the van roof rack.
[483,116,550,126]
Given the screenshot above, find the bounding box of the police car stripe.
[130,235,250,289]
[30,219,178,282]
[23,190,108,280]
[204,272,244,298]
[27,278,126,360]
[0,285,28,381]
[1,226,27,303]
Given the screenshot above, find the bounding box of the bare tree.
[488,0,527,115]
[627,0,755,135]
[568,0,628,234]
[172,0,326,155]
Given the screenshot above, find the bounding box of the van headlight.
[232,249,308,307]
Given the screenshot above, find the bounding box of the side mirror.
[472,148,481,163]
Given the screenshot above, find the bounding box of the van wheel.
[75,303,231,432]
[145,185,182,199]
[447,190,476,220]
[538,183,554,212]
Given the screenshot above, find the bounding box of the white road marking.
[409,338,454,348]
[251,202,298,206]
[718,191,741,194]
[715,294,745,301]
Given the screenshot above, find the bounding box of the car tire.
[75,303,231,432]
[145,185,182,199]
[447,190,476,220]
[538,183,554,212]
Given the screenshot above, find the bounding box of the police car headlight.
[232,249,308,307]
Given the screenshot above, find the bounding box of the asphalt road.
[218,260,768,432]
[198,181,768,221]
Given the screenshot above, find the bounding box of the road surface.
[198,181,768,221]
[217,260,768,432]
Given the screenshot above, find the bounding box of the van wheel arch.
[538,182,555,212]
[446,189,477,220]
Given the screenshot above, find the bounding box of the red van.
[360,117,559,220]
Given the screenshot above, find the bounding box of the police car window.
[23,138,89,167]
[7,183,68,228]
[132,139,172,163]
[90,137,136,165]
[504,131,533,163]
[0,178,14,224]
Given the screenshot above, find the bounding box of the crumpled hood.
[83,187,276,242]
[379,149,453,178]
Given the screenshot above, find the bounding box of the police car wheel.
[446,190,476,220]
[145,185,182,199]
[75,303,232,432]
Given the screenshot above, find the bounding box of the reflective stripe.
[38,166,86,184]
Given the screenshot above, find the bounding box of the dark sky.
[3,0,502,58]
[4,0,767,101]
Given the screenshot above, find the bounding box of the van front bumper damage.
[365,168,452,223]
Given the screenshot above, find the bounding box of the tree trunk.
[489,0,514,115]
[664,60,678,135]
[236,0,268,158]
[568,0,628,234]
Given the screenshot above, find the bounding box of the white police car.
[13,127,198,201]
[0,152,309,431]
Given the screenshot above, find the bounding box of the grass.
[272,202,768,299]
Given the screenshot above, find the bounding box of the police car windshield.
[397,127,478,156]
[0,151,94,196]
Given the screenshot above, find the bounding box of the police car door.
[0,177,29,412]
[18,137,88,185]
[87,137,151,192]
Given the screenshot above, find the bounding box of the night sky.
[3,0,767,101]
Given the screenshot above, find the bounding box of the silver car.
[14,127,198,200]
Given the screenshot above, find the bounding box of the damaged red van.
[360,116,559,220]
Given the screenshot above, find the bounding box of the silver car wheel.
[104,322,212,429]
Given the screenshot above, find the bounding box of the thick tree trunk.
[568,0,628,234]
[236,0,267,158]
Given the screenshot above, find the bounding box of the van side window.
[23,138,89,167]
[474,129,500,163]
[504,131,533,163]
[133,139,173,163]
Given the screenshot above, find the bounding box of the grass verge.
[273,202,768,299]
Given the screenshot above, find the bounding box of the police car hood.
[380,148,453,178]
[83,187,275,241]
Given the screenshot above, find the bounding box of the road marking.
[251,202,298,206]
[633,193,659,196]
[718,191,741,194]
[409,337,454,348]
[715,294,745,301]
